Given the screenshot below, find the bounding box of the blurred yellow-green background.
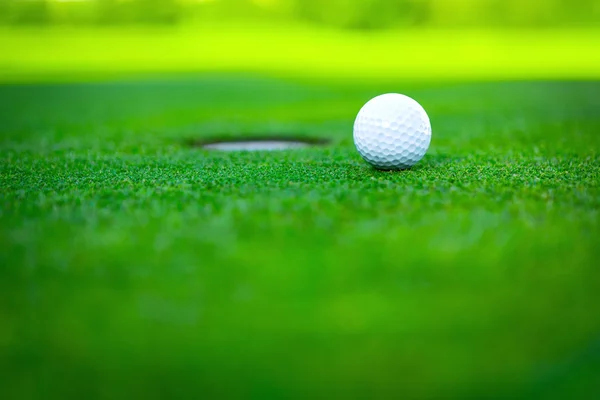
[1,0,599,81]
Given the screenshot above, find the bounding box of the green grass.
[1,76,599,399]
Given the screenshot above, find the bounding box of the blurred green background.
[1,0,599,82]
[1,0,599,28]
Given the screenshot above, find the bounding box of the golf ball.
[353,93,431,170]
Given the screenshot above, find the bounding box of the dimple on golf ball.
[353,93,432,170]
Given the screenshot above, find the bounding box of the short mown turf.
[1,77,599,399]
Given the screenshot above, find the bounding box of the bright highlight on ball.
[353,93,432,170]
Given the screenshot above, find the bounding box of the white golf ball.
[353,93,432,170]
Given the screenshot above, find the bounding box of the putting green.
[1,76,599,398]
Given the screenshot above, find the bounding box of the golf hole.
[193,137,329,152]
